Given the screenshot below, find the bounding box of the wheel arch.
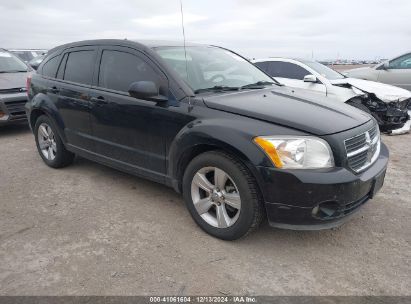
[167,123,270,200]
[29,93,67,143]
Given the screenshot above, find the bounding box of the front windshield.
[0,51,29,73]
[301,60,345,80]
[155,46,275,92]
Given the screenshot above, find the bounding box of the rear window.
[63,51,94,85]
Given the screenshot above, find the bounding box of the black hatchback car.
[26,39,389,240]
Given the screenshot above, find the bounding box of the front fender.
[167,116,306,198]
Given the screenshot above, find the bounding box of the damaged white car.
[253,58,411,133]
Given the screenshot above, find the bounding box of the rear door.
[54,46,97,151]
[378,53,411,91]
[88,46,170,181]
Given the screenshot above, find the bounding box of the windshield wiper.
[194,85,240,94]
[241,81,277,89]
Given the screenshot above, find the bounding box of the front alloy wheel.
[183,151,264,240]
[191,167,241,228]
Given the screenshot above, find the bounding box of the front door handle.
[90,96,108,106]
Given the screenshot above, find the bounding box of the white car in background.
[253,58,411,134]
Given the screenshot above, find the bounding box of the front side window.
[155,46,274,92]
[98,50,159,92]
[0,50,29,73]
[267,62,309,80]
[389,53,411,69]
[63,50,95,85]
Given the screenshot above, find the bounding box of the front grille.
[4,99,27,117]
[344,124,380,173]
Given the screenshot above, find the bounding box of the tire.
[34,115,75,168]
[182,151,264,240]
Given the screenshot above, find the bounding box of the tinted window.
[254,61,269,72]
[267,62,309,80]
[56,53,68,79]
[42,56,60,78]
[63,51,94,85]
[389,53,411,69]
[98,50,159,92]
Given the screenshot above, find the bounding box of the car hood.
[202,86,371,136]
[330,78,411,103]
[0,72,29,91]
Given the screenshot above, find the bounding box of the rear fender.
[29,93,67,143]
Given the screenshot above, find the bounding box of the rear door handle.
[90,96,108,105]
[48,86,60,94]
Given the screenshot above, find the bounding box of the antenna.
[180,0,192,104]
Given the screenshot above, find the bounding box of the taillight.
[26,75,32,94]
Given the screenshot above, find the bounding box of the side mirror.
[382,61,390,70]
[303,74,318,83]
[128,81,167,102]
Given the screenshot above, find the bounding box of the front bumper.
[257,143,389,230]
[0,93,28,125]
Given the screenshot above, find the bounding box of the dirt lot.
[0,124,410,296]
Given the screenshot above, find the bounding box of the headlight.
[254,136,334,169]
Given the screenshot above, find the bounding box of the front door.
[88,46,170,181]
[267,61,327,96]
[378,53,411,91]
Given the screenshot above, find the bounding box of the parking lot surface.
[0,124,410,295]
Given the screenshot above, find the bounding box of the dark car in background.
[28,54,46,70]
[26,40,388,240]
[0,49,31,125]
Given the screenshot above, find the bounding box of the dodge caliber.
[26,40,389,240]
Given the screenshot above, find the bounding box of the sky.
[0,0,410,60]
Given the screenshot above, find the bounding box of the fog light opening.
[312,201,340,219]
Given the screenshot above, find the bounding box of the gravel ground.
[0,124,410,296]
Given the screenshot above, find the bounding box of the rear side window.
[267,62,309,80]
[42,56,60,78]
[98,50,159,92]
[63,51,94,85]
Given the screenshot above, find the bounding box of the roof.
[47,39,208,55]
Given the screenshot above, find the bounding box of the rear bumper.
[257,143,389,230]
[0,93,28,125]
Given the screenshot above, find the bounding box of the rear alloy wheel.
[34,115,75,168]
[37,123,57,161]
[183,151,264,240]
